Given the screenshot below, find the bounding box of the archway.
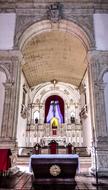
[17,19,93,158]
[19,20,91,51]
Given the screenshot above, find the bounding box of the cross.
[51,100,59,117]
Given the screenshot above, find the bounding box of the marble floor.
[0,169,108,190]
[0,157,108,190]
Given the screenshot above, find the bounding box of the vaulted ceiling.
[22,31,87,87]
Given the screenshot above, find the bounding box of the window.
[34,110,39,124]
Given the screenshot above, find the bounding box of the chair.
[66,143,75,154]
[32,143,41,154]
[48,140,58,154]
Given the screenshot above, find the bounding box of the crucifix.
[51,100,59,117]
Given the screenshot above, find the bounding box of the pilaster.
[0,50,22,149]
[88,50,108,176]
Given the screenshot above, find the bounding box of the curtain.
[44,95,64,123]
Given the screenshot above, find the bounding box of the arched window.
[103,72,108,129]
[34,110,39,124]
[70,111,75,123]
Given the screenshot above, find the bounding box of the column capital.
[94,81,106,91]
[3,82,14,89]
[0,50,23,62]
[87,50,108,65]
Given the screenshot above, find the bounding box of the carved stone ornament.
[49,164,61,176]
[47,2,62,23]
[21,104,28,119]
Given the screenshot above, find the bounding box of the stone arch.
[40,90,68,105]
[36,89,78,125]
[98,66,108,82]
[32,82,79,105]
[0,64,11,82]
[31,81,80,124]
[34,90,68,124]
[18,20,91,51]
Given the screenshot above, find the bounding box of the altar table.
[29,154,79,190]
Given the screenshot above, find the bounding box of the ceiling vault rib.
[78,67,87,89]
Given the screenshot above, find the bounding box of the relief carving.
[15,16,35,47]
[98,154,108,168]
[47,2,63,23]
[15,5,94,48]
[66,15,95,48]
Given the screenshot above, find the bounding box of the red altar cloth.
[0,149,12,171]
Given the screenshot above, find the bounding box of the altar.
[42,136,67,146]
[29,154,79,190]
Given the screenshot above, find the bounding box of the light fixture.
[51,79,57,88]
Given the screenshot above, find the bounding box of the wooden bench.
[30,154,79,190]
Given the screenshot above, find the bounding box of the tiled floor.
[0,171,108,190]
[0,158,108,190]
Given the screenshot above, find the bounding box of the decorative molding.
[14,14,94,49]
[0,64,11,82]
[79,104,88,119]
[21,104,28,119]
[49,164,61,176]
[47,2,63,23]
[0,1,108,12]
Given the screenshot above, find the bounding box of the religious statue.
[35,117,38,124]
[50,117,59,135]
[70,116,75,124]
[51,117,59,128]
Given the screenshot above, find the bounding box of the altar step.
[18,146,89,157]
[16,156,91,174]
[17,156,30,165]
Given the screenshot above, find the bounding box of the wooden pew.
[30,154,79,190]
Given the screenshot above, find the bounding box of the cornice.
[0,0,108,13]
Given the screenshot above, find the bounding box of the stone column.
[88,50,108,176]
[1,82,13,138]
[0,50,22,167]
